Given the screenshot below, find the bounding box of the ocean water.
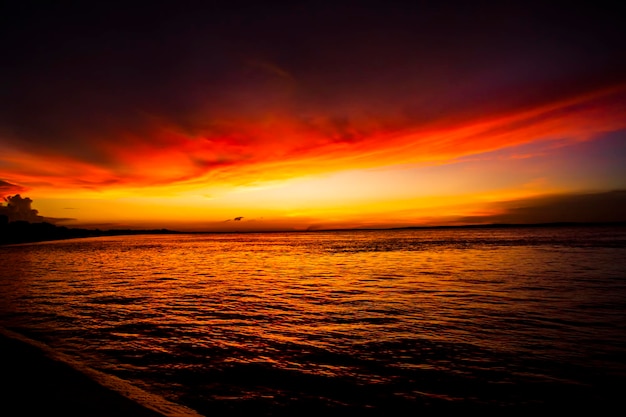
[1,227,625,415]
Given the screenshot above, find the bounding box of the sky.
[1,1,625,231]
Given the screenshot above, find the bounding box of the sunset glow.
[1,2,625,231]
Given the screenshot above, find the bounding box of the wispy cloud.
[0,180,25,197]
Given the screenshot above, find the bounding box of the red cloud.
[1,83,625,195]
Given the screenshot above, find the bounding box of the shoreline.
[0,327,203,417]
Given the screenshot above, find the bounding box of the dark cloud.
[223,216,244,222]
[458,190,626,225]
[0,194,73,224]
[1,1,624,168]
[0,180,25,197]
[0,194,43,223]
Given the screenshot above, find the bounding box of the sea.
[1,226,625,415]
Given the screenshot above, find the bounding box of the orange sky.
[1,2,626,231]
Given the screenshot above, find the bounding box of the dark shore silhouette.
[0,216,178,245]
[0,328,202,416]
[2,215,625,246]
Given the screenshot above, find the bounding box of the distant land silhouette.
[1,215,625,245]
[0,216,178,245]
[314,222,626,234]
[387,222,626,231]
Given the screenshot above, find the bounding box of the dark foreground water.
[1,227,625,415]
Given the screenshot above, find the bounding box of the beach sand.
[0,329,202,417]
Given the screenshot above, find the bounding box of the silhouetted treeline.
[0,217,178,245]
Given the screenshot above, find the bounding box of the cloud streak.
[0,180,25,197]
